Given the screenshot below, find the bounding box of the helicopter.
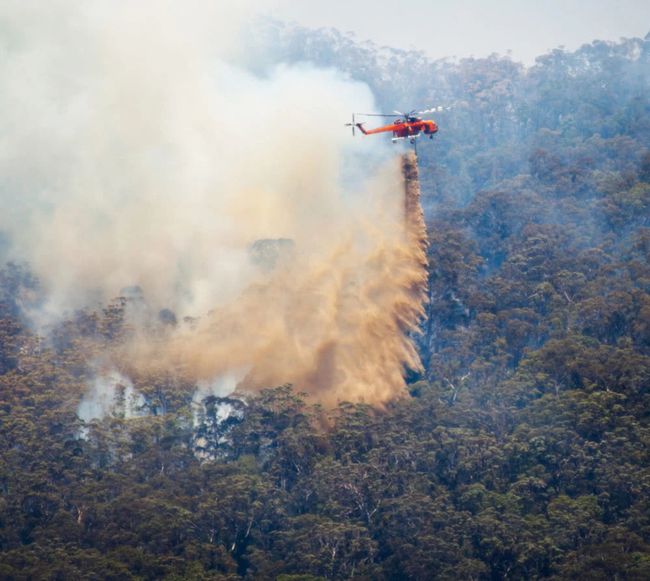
[346,107,442,144]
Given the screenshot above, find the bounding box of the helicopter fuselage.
[356,118,438,140]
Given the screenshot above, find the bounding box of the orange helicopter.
[346,108,441,144]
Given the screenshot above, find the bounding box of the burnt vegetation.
[1,30,650,580]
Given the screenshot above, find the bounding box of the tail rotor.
[344,113,356,136]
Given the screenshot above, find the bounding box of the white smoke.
[1,1,427,407]
[191,369,248,427]
[0,1,382,321]
[77,369,146,423]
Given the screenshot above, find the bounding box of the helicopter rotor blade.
[417,105,451,115]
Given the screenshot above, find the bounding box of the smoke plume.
[0,1,428,406]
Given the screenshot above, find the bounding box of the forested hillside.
[1,26,649,580]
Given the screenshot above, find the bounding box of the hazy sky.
[273,0,650,64]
